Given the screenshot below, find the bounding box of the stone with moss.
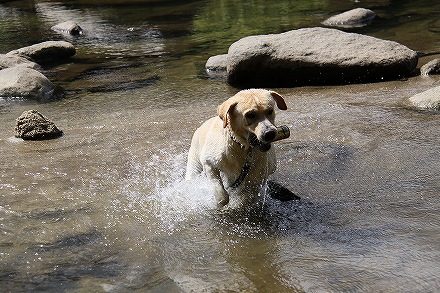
[14,110,63,140]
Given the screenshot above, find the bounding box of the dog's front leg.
[204,165,229,208]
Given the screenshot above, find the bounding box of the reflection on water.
[1,0,440,292]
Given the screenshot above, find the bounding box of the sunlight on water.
[1,0,440,291]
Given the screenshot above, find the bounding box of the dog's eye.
[245,111,257,120]
[267,109,274,116]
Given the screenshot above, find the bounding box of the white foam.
[120,152,217,234]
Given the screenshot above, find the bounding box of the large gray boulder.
[14,110,63,140]
[0,54,40,70]
[409,86,440,110]
[322,8,376,28]
[226,27,418,87]
[0,66,64,101]
[7,41,75,64]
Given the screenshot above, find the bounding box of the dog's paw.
[267,181,300,202]
[217,196,230,208]
[213,187,230,208]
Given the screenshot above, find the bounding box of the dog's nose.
[262,129,277,142]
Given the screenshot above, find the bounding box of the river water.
[1,0,440,292]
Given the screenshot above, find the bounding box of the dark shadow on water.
[24,206,94,222]
[210,194,388,254]
[85,75,160,93]
[1,228,121,292]
[33,230,102,252]
[267,180,301,202]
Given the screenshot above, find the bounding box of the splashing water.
[119,150,218,234]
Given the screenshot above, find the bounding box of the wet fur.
[185,89,287,207]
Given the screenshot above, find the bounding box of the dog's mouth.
[248,133,271,152]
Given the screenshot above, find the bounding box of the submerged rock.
[428,18,440,33]
[51,21,83,36]
[226,27,418,87]
[7,41,76,64]
[14,110,63,140]
[420,58,440,76]
[0,66,64,101]
[408,86,440,110]
[322,8,376,28]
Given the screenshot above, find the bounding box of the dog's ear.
[218,99,238,128]
[270,91,287,110]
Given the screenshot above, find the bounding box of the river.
[1,0,439,292]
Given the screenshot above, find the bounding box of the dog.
[185,89,288,208]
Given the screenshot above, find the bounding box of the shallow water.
[1,0,440,292]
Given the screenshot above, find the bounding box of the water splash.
[119,150,217,234]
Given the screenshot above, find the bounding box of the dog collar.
[226,124,254,188]
[230,147,253,189]
[227,126,245,148]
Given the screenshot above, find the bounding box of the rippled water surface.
[1,0,440,292]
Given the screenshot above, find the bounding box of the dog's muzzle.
[248,130,276,152]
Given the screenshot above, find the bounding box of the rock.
[322,8,376,28]
[14,110,63,140]
[205,54,228,78]
[226,27,418,87]
[51,21,83,36]
[420,58,440,76]
[7,41,75,64]
[0,66,64,101]
[0,54,40,70]
[206,54,228,72]
[408,86,440,110]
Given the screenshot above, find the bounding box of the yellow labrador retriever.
[185,89,287,207]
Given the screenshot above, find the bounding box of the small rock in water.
[408,86,440,111]
[205,54,228,78]
[14,110,63,140]
[51,21,83,36]
[420,58,440,76]
[322,8,376,28]
[206,54,228,72]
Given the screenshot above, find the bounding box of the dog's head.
[218,89,287,152]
